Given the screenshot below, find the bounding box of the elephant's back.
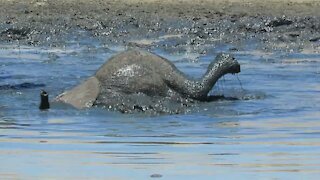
[95,50,175,79]
[95,50,172,96]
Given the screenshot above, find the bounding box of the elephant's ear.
[55,76,100,109]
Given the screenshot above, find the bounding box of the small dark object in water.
[0,82,45,90]
[150,174,163,178]
[39,90,50,110]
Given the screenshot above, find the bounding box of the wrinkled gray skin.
[55,50,240,114]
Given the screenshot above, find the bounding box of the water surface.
[0,37,320,179]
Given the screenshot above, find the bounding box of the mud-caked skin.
[55,50,240,114]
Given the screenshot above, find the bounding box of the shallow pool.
[1,37,320,179]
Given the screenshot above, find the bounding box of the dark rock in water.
[229,47,239,51]
[150,174,163,178]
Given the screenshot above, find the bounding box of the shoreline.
[0,0,319,52]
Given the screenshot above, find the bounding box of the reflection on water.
[0,39,320,179]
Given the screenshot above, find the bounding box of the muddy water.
[0,35,320,179]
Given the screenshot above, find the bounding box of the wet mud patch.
[0,0,320,53]
[0,27,31,41]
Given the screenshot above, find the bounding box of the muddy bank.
[0,0,320,53]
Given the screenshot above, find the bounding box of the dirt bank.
[0,0,320,52]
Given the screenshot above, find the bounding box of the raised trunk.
[165,53,240,100]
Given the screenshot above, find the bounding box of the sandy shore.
[0,0,319,52]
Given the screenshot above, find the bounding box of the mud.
[0,0,320,53]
